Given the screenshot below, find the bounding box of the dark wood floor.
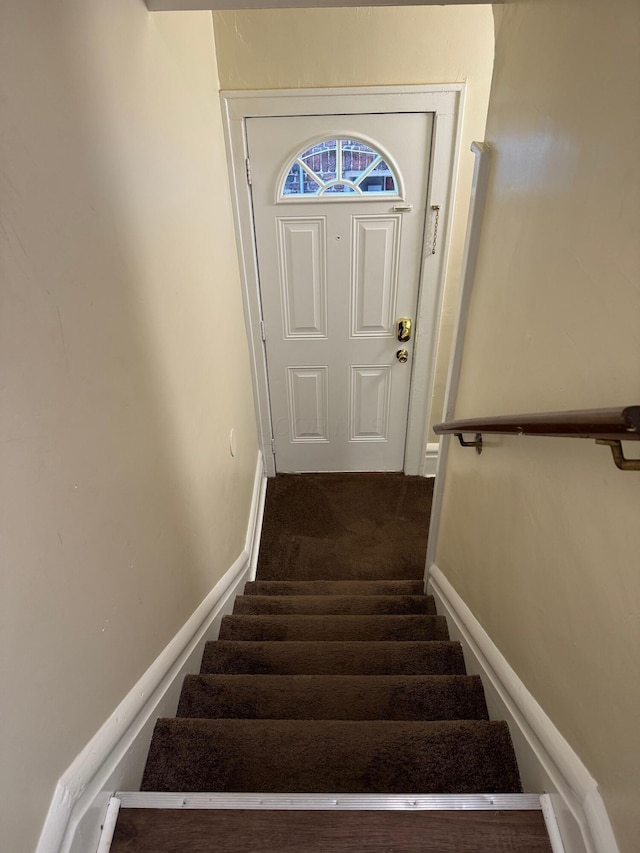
[112,808,553,852]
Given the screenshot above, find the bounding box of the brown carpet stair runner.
[140,575,521,795]
[176,674,489,721]
[233,593,436,614]
[243,579,426,595]
[217,613,450,642]
[113,475,551,852]
[200,639,467,675]
[255,473,433,582]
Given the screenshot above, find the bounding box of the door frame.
[221,85,465,478]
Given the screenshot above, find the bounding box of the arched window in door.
[281,138,400,197]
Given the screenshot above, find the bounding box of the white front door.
[247,112,433,473]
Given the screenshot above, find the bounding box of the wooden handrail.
[433,406,640,441]
[433,406,640,470]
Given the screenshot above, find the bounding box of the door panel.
[350,366,392,441]
[351,216,401,337]
[287,367,329,442]
[277,218,327,338]
[247,113,432,472]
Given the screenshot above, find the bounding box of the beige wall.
[437,1,640,849]
[213,6,495,448]
[0,2,257,850]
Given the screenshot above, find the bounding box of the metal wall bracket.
[595,439,640,471]
[455,433,483,454]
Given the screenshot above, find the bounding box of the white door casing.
[221,86,464,477]
[248,113,433,472]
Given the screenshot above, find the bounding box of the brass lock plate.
[397,317,412,342]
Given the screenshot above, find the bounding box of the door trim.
[221,85,465,477]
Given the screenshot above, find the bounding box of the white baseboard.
[428,564,619,853]
[36,452,267,853]
[423,442,439,477]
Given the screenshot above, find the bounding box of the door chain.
[431,205,441,255]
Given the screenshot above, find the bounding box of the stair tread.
[141,718,522,794]
[177,673,488,721]
[201,640,467,675]
[219,614,449,642]
[244,580,425,596]
[112,808,553,853]
[233,594,436,615]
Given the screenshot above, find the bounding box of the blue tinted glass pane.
[283,161,321,196]
[300,140,337,183]
[323,183,357,194]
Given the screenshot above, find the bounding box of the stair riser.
[243,581,425,596]
[177,674,489,721]
[201,641,467,676]
[142,719,522,794]
[257,567,427,581]
[233,595,436,616]
[219,615,449,642]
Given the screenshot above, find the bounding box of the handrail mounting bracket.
[456,433,483,454]
[595,439,640,471]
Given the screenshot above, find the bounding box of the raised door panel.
[277,218,327,338]
[351,216,401,338]
[350,366,392,442]
[286,367,329,442]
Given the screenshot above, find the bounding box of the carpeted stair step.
[141,718,521,794]
[218,614,449,642]
[243,580,425,596]
[257,564,427,581]
[201,640,466,675]
[176,674,489,721]
[233,594,436,615]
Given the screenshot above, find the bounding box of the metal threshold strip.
[116,792,543,811]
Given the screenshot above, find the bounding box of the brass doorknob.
[396,349,409,363]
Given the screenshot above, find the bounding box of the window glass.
[282,161,322,196]
[282,139,398,197]
[324,183,357,194]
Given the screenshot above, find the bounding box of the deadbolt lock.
[396,349,409,364]
[397,317,412,342]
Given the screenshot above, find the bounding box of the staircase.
[111,474,552,852]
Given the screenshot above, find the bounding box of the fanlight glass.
[282,139,398,197]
